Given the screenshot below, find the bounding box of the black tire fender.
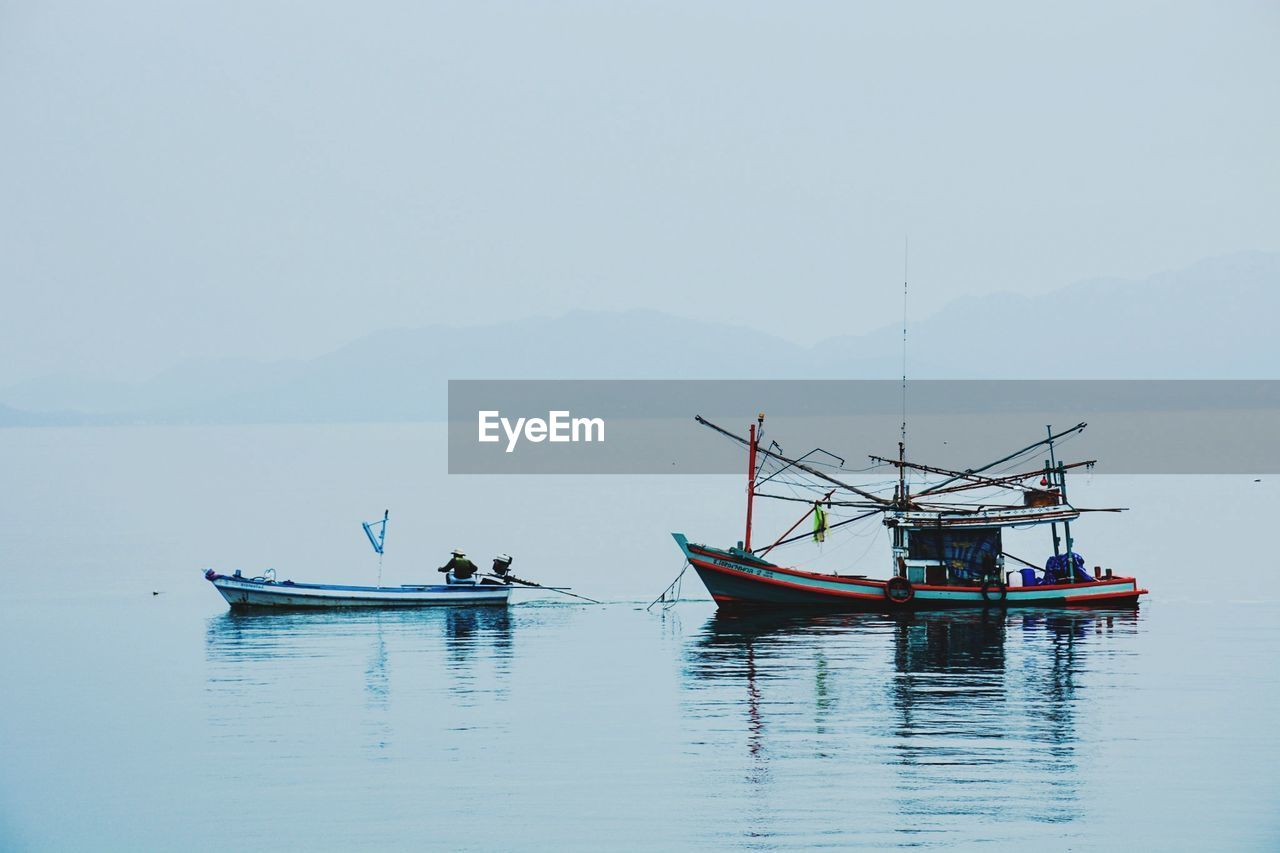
[885,576,915,604]
[981,577,1009,603]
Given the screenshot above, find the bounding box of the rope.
[646,560,690,611]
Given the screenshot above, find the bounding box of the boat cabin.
[897,525,1002,586]
[888,504,1089,588]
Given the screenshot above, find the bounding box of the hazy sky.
[2,1,1277,384]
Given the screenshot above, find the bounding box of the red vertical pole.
[745,420,759,551]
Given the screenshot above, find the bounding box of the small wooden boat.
[673,414,1147,612]
[203,523,595,610]
[205,522,526,609]
[204,569,512,609]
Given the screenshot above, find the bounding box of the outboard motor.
[492,554,514,580]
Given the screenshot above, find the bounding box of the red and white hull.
[673,534,1145,611]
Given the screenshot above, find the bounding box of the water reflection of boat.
[674,416,1147,610]
[683,608,1140,834]
[204,607,516,661]
[204,607,517,721]
[886,610,1139,827]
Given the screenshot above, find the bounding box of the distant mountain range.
[2,251,1276,426]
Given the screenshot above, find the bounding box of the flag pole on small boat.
[362,510,388,586]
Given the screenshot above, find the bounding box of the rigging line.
[752,508,883,553]
[914,422,1087,497]
[812,511,883,533]
[757,488,836,558]
[909,427,1089,487]
[765,512,882,560]
[766,461,817,504]
[779,473,896,496]
[898,236,909,504]
[787,517,883,567]
[869,454,1039,493]
[901,236,908,456]
[852,523,889,563]
[646,560,690,611]
[770,498,885,535]
[754,491,884,507]
[696,416,893,506]
[761,476,897,497]
[775,457,887,474]
[919,459,1097,497]
[754,446,846,489]
[769,474,883,493]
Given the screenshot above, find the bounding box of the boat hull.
[673,534,1145,612]
[207,574,512,609]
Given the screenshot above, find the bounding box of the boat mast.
[1046,424,1076,579]
[892,239,909,574]
[898,237,908,510]
[744,413,763,550]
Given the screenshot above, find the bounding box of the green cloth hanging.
[813,502,828,543]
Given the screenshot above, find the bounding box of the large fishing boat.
[672,414,1146,611]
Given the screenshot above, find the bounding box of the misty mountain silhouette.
[2,251,1275,425]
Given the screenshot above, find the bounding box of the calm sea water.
[2,425,1278,850]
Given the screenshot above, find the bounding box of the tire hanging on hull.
[981,578,1008,603]
[885,576,915,604]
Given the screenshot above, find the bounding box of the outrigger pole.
[912,459,1096,497]
[695,416,892,506]
[914,422,1087,498]
[871,455,1097,495]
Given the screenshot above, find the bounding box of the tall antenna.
[898,237,908,505]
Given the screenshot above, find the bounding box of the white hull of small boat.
[206,572,511,609]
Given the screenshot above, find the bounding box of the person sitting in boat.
[439,549,479,584]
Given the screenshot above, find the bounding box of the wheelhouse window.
[906,527,1002,584]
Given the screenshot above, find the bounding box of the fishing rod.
[480,573,601,605]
